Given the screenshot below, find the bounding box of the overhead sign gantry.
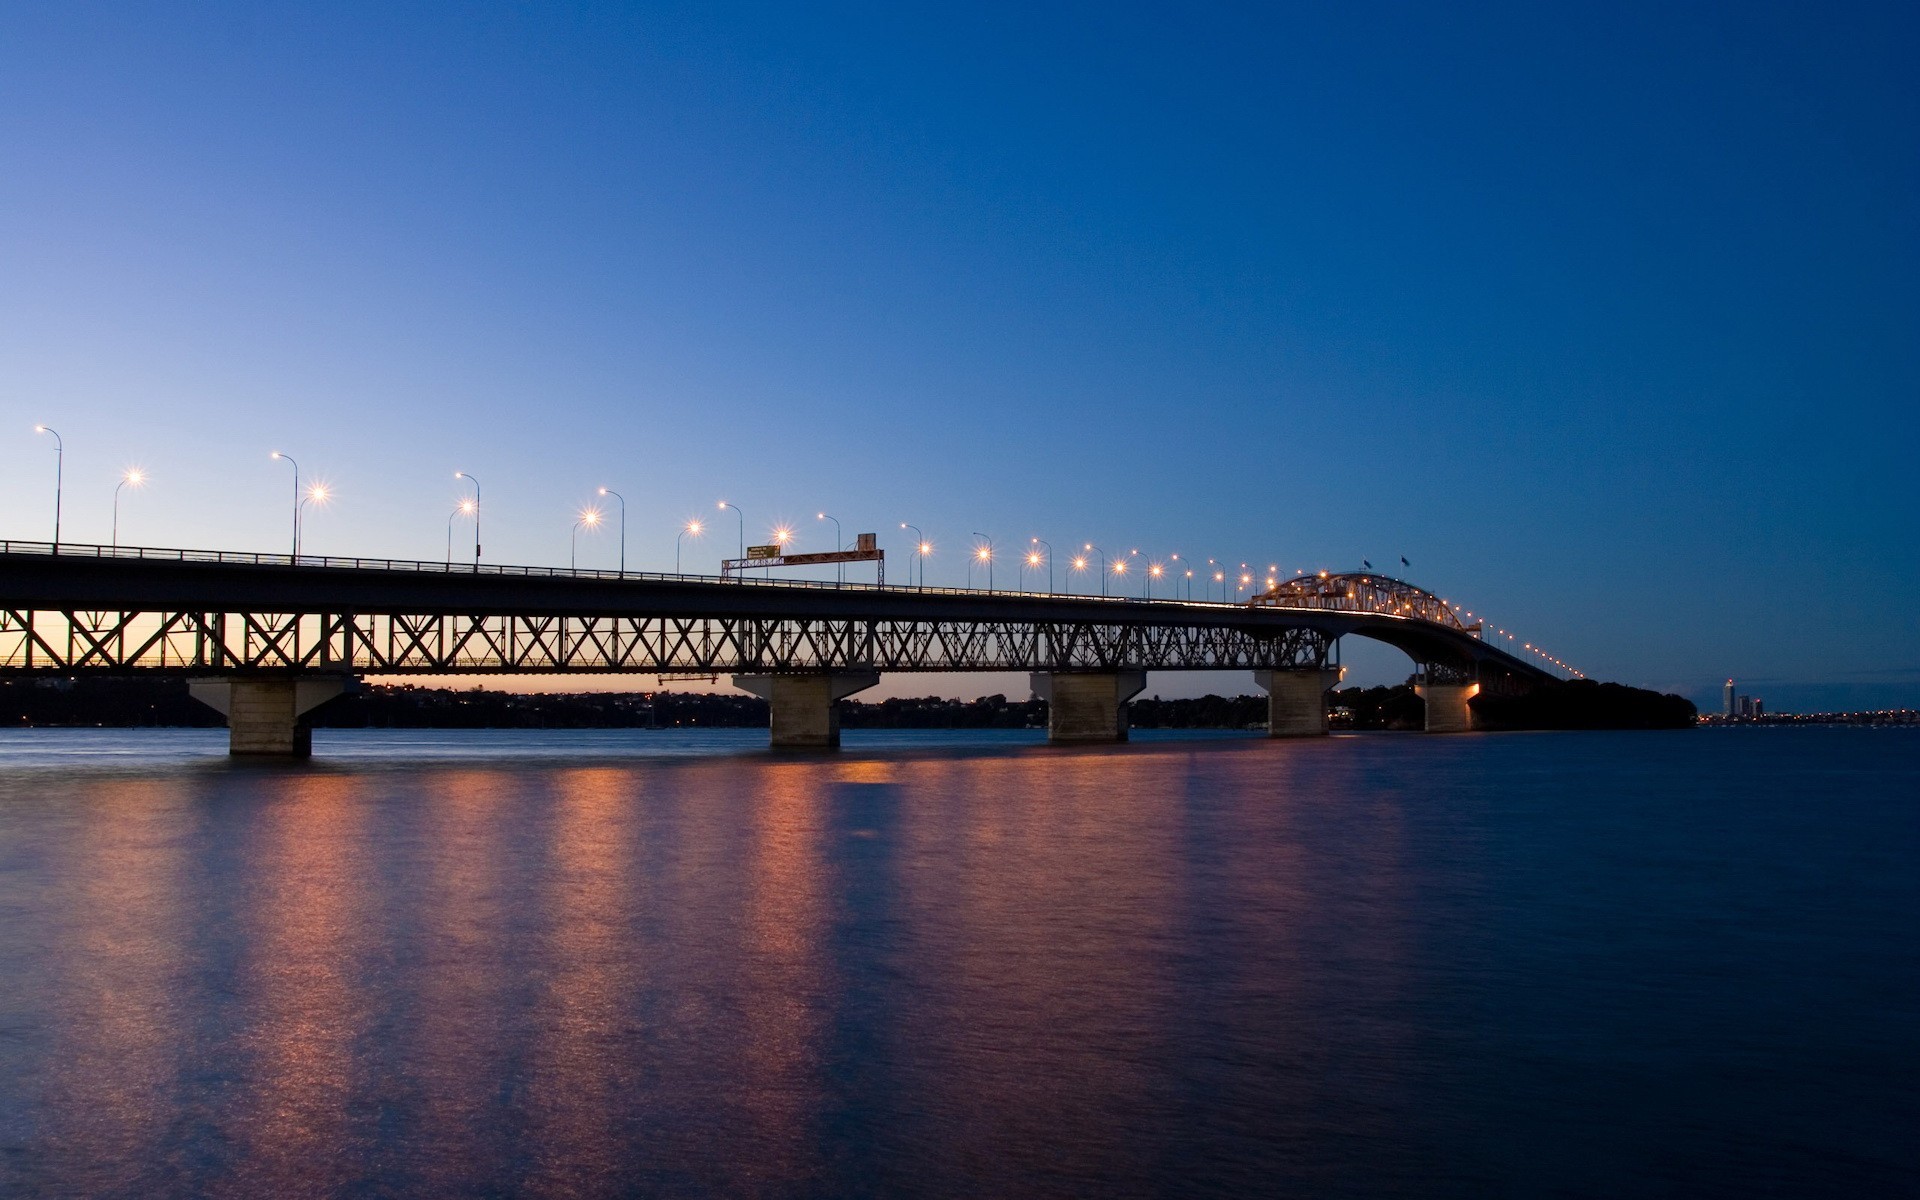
[722,532,885,584]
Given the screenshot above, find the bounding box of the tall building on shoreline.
[1725,679,1737,717]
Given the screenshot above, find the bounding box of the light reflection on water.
[0,727,1914,1196]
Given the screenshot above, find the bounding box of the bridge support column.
[1255,667,1344,737]
[187,676,351,757]
[1030,671,1147,743]
[1416,682,1481,733]
[732,671,880,749]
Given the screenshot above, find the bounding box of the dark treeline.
[1473,679,1697,729]
[2,677,1695,730]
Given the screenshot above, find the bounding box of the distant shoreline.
[3,678,1702,731]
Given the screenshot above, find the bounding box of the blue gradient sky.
[3,3,1915,710]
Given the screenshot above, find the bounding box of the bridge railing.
[0,539,1245,607]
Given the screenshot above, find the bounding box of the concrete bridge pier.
[733,671,880,749]
[187,676,352,757]
[1030,670,1147,743]
[1416,681,1481,733]
[1255,667,1345,736]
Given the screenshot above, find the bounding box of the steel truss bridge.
[0,542,1551,690]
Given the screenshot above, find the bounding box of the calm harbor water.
[0,726,1913,1197]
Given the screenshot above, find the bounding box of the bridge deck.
[0,541,1552,682]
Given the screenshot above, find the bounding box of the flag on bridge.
[1400,556,1410,568]
[1362,559,1372,569]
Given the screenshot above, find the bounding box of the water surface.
[0,727,1913,1197]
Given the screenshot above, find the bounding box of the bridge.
[0,541,1557,755]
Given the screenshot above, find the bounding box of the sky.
[2,2,1915,710]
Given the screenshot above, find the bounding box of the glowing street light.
[817,512,843,582]
[572,506,603,569]
[718,501,744,559]
[1147,561,1164,600]
[270,451,299,557]
[454,472,481,570]
[111,468,146,550]
[970,533,994,592]
[677,518,704,574]
[597,487,627,574]
[771,524,795,549]
[1030,537,1053,594]
[447,498,476,565]
[32,425,64,549]
[900,523,927,589]
[1083,543,1108,596]
[298,483,330,556]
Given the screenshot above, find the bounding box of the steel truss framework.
[1255,572,1465,629]
[0,609,1337,675]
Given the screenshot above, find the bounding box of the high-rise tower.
[1724,679,1737,717]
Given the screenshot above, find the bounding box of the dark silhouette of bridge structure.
[0,540,1556,754]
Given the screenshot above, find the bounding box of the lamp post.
[1146,560,1163,599]
[718,501,744,560]
[1030,537,1053,593]
[572,508,601,569]
[298,484,329,557]
[817,512,842,582]
[111,468,145,550]
[447,500,474,566]
[453,472,482,570]
[900,524,926,589]
[597,488,626,574]
[270,451,299,556]
[971,533,994,592]
[33,426,63,549]
[1084,543,1108,596]
[677,519,703,574]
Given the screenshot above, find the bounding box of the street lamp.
[572,507,602,569]
[1030,537,1053,594]
[33,426,63,549]
[1070,552,1089,593]
[447,499,475,565]
[677,518,704,574]
[900,523,927,589]
[1146,561,1164,599]
[270,451,299,557]
[817,512,842,582]
[1084,543,1108,596]
[298,483,329,556]
[111,468,146,550]
[454,472,481,570]
[597,487,626,574]
[971,533,994,592]
[718,501,744,560]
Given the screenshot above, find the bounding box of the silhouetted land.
[4,678,1696,730]
[1473,679,1697,730]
